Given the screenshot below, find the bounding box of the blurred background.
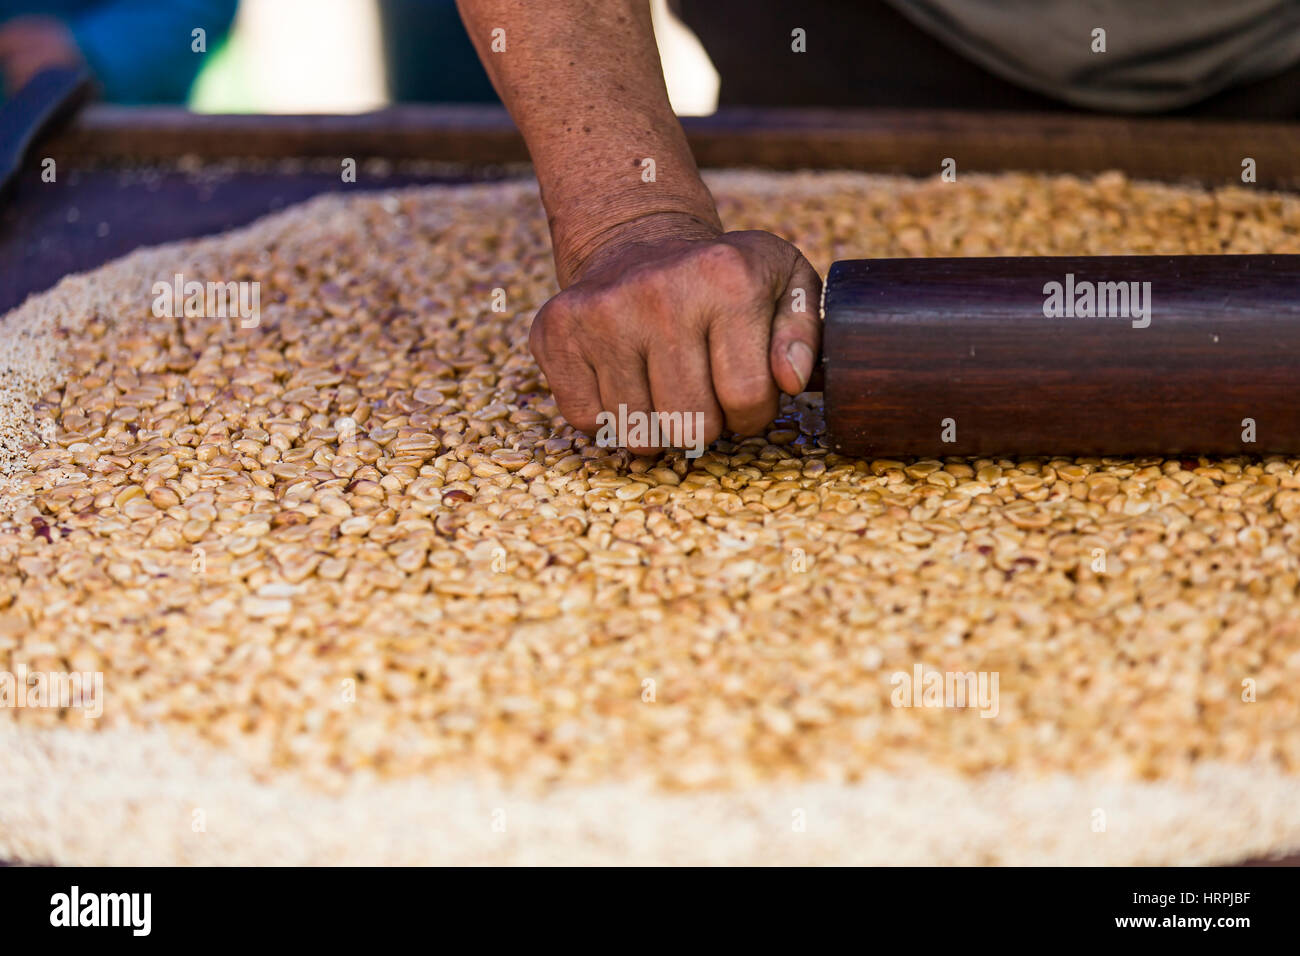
[191,0,718,114]
[0,0,719,316]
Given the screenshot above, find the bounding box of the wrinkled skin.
[530,222,822,455]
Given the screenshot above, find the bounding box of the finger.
[529,312,604,435]
[647,333,724,455]
[707,301,780,436]
[768,254,823,395]
[595,354,658,456]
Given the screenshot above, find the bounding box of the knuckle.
[697,244,764,304]
[617,268,670,318]
[528,314,551,365]
[713,375,764,411]
[555,394,601,436]
[725,400,777,435]
[542,292,580,328]
[530,297,572,353]
[714,373,778,434]
[699,410,725,447]
[697,240,754,281]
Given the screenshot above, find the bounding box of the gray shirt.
[884,0,1300,111]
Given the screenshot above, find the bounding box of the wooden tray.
[8,104,1300,314]
[39,103,1300,180]
[2,104,1297,866]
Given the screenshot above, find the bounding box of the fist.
[530,227,821,456]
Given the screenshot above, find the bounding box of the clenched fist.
[530,219,822,456]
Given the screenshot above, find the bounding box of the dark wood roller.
[821,254,1300,458]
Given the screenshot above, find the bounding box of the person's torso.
[883,0,1300,111]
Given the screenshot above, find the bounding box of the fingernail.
[786,341,814,392]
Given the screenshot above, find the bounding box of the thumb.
[769,254,823,395]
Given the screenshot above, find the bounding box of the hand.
[0,16,84,94]
[530,216,822,455]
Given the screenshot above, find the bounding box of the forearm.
[456,0,721,284]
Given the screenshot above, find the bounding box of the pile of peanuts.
[1,170,1298,792]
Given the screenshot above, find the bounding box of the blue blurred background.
[0,0,718,113]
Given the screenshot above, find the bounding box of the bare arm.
[457,0,718,283]
[457,0,821,450]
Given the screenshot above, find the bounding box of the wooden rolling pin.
[820,254,1300,458]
